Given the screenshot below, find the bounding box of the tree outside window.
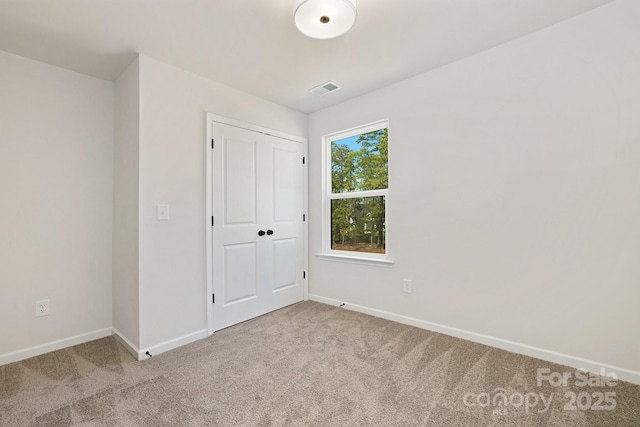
[328,124,388,255]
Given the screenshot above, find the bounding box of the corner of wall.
[113,55,141,349]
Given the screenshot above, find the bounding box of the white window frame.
[316,119,394,267]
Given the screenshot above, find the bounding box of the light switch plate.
[157,204,169,220]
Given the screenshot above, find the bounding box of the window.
[319,120,392,265]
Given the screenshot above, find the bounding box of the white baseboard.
[138,329,208,361]
[111,327,140,360]
[2,327,211,366]
[309,294,640,385]
[0,328,112,366]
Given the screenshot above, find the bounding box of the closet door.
[212,122,303,331]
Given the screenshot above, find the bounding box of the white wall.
[0,50,114,357]
[308,0,640,378]
[0,49,306,359]
[136,55,307,350]
[113,57,140,349]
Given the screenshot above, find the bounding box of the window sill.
[315,253,395,268]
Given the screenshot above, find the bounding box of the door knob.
[266,229,274,235]
[258,230,266,236]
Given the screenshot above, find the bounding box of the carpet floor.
[1,301,639,426]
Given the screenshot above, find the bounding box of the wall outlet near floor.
[35,300,50,317]
[403,279,412,294]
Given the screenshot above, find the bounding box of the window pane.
[331,128,388,193]
[331,196,385,254]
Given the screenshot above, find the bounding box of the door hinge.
[211,216,214,226]
[303,271,306,279]
[302,156,305,165]
[212,294,215,304]
[303,214,306,222]
[211,138,214,149]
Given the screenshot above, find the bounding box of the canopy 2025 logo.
[462,367,618,416]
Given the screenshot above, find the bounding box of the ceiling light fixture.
[294,0,357,40]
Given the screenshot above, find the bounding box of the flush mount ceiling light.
[294,0,357,39]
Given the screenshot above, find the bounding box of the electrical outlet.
[403,279,412,294]
[157,204,170,220]
[35,300,50,317]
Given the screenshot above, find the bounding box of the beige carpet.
[1,301,638,426]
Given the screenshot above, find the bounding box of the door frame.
[205,113,309,335]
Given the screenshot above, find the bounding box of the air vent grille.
[309,81,342,96]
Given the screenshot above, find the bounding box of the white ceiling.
[0,0,614,113]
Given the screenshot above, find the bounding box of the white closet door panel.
[273,147,298,223]
[224,243,257,304]
[224,136,256,225]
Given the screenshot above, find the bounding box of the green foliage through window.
[330,127,388,254]
[331,128,388,193]
[331,196,385,253]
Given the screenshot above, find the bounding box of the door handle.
[258,230,266,236]
[266,229,274,236]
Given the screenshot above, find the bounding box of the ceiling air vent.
[309,81,342,96]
